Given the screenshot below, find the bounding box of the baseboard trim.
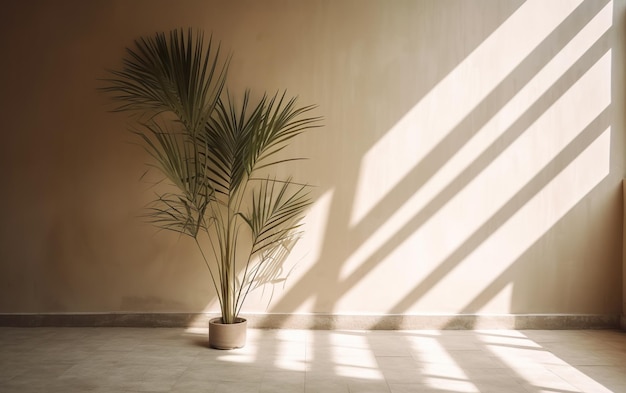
[0,313,620,329]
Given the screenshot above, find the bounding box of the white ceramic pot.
[208,317,247,349]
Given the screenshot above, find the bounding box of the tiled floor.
[0,328,625,392]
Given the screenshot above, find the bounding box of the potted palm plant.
[103,29,321,349]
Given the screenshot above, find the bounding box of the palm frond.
[102,29,229,135]
[251,93,322,172]
[240,178,312,255]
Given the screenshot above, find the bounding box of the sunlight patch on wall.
[291,189,335,269]
[338,1,611,283]
[417,52,612,313]
[337,47,611,313]
[349,0,583,227]
[424,50,611,277]
[423,0,613,245]
[420,124,611,313]
[473,282,515,313]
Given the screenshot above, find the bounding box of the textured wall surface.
[0,0,623,321]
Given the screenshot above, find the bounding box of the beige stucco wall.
[0,0,623,318]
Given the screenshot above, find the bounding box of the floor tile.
[304,379,350,393]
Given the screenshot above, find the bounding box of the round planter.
[208,317,247,349]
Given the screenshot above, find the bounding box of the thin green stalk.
[193,236,222,312]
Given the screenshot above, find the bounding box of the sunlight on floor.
[482,330,617,393]
[2,327,624,392]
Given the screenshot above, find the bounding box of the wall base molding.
[0,313,620,330]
